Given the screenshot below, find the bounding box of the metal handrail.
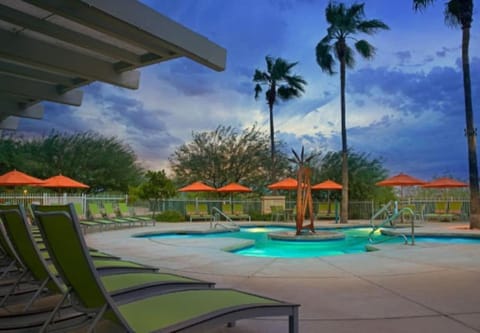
[370,201,393,227]
[369,206,415,245]
[210,207,238,229]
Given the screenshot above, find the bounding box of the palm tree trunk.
[340,58,348,224]
[461,26,480,229]
[268,102,276,181]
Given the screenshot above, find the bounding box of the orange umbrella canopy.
[217,182,252,193]
[268,177,298,190]
[178,181,216,192]
[41,174,89,189]
[311,179,342,190]
[0,169,43,186]
[422,177,468,188]
[376,173,426,187]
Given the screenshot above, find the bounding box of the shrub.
[154,210,184,222]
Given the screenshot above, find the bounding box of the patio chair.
[0,205,215,331]
[129,204,155,222]
[448,201,465,220]
[316,202,333,219]
[233,203,251,221]
[102,202,133,227]
[270,205,285,222]
[116,202,145,225]
[426,202,453,222]
[86,203,116,229]
[117,203,153,226]
[73,203,100,232]
[186,203,213,222]
[222,203,251,221]
[34,208,299,333]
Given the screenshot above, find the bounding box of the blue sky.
[17,0,479,181]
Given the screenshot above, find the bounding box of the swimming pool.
[142,226,480,258]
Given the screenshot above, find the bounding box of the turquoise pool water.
[144,226,480,258]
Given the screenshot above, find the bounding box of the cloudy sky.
[17,0,479,181]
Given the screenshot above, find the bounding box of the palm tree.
[315,2,389,223]
[413,1,478,229]
[254,56,307,180]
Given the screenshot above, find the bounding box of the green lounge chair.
[0,205,215,331]
[185,203,213,222]
[118,202,153,226]
[102,202,133,227]
[87,203,116,229]
[222,203,251,221]
[35,208,299,333]
[426,202,453,221]
[448,201,464,220]
[73,203,101,232]
[116,202,146,226]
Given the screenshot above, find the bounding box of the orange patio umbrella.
[422,177,468,199]
[376,173,426,187]
[0,169,44,186]
[311,179,342,190]
[376,172,426,200]
[178,181,216,210]
[267,177,298,190]
[217,182,252,193]
[217,182,252,213]
[421,177,468,188]
[178,181,216,192]
[40,174,89,189]
[312,179,342,220]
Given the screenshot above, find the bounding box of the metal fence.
[0,193,128,216]
[0,193,471,220]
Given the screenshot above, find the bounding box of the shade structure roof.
[267,177,298,190]
[178,181,216,192]
[422,177,468,188]
[311,179,342,190]
[217,182,252,193]
[0,169,43,186]
[0,0,226,130]
[40,174,89,189]
[376,173,426,187]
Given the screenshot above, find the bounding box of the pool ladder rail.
[369,201,416,245]
[210,206,239,229]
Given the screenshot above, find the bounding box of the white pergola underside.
[0,0,226,130]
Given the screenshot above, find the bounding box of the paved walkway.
[85,221,480,333]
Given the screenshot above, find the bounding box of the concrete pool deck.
[85,221,480,333]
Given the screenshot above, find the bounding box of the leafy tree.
[413,0,478,229]
[170,125,290,193]
[315,2,389,223]
[137,170,176,217]
[315,150,393,203]
[0,131,143,192]
[253,56,307,180]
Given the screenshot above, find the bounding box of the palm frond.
[291,149,301,164]
[355,40,376,59]
[316,41,336,74]
[445,0,473,28]
[285,75,307,91]
[253,69,267,82]
[325,2,345,25]
[357,20,390,34]
[254,84,262,100]
[266,56,274,73]
[413,0,435,11]
[345,3,365,23]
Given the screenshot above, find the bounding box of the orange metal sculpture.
[290,147,316,235]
